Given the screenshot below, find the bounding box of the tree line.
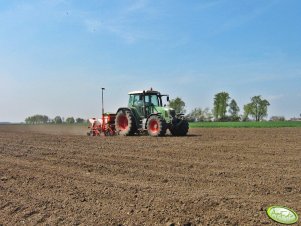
[25,92,272,124]
[25,115,86,124]
[169,92,271,122]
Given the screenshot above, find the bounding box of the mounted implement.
[87,113,116,136]
[115,89,189,136]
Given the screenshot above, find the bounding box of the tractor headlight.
[165,111,168,118]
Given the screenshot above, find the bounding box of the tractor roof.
[128,90,161,95]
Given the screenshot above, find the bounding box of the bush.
[66,117,75,124]
[270,116,285,121]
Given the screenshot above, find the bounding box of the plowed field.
[0,125,300,225]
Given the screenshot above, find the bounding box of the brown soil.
[0,125,300,225]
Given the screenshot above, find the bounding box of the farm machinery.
[87,114,116,136]
[87,88,189,136]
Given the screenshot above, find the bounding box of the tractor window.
[128,95,134,106]
[133,95,142,106]
[145,95,159,106]
[129,94,143,106]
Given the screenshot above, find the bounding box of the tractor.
[115,89,189,136]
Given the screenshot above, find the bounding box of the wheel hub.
[149,120,159,132]
[118,115,128,130]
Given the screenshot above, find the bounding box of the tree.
[25,117,31,124]
[25,114,49,124]
[169,97,186,114]
[246,96,270,121]
[213,92,230,120]
[65,117,75,124]
[228,99,240,121]
[186,108,204,122]
[76,118,85,123]
[203,107,213,121]
[186,107,213,122]
[243,103,252,121]
[42,115,49,124]
[54,116,63,124]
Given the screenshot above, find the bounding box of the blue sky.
[1,0,301,122]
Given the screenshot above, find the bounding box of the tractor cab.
[128,89,169,117]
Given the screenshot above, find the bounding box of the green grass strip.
[189,121,301,128]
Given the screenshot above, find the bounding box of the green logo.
[267,206,299,224]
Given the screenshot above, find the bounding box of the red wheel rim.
[149,119,159,133]
[118,115,128,130]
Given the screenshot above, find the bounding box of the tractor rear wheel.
[170,119,189,136]
[115,109,137,136]
[147,115,167,136]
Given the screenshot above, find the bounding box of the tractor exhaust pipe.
[143,90,147,118]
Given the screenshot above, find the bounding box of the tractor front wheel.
[147,115,167,136]
[170,119,189,136]
[115,110,137,136]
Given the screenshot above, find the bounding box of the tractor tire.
[147,115,167,136]
[170,119,189,136]
[115,109,137,136]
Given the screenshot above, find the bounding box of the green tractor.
[115,89,189,136]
